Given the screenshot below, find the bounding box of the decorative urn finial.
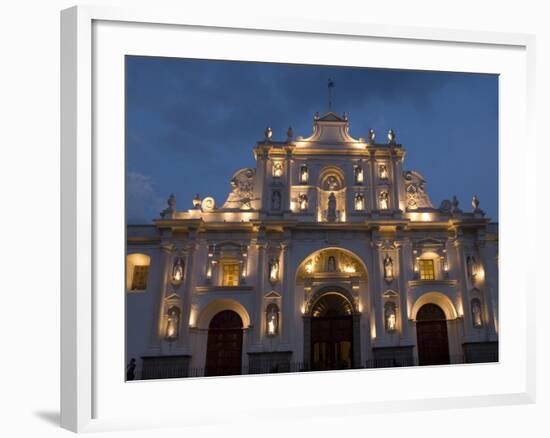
[387,129,396,145]
[451,195,459,212]
[368,128,376,145]
[167,193,176,209]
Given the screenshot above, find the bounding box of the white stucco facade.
[126,112,498,379]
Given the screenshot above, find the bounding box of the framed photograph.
[61,5,536,433]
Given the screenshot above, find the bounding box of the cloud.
[126,171,164,224]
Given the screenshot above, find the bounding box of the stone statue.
[271,191,281,211]
[451,195,460,212]
[264,126,273,141]
[472,300,482,327]
[299,194,308,210]
[327,192,337,222]
[161,193,176,218]
[172,257,184,282]
[472,195,480,210]
[126,358,136,381]
[383,254,393,281]
[385,304,396,332]
[387,129,396,144]
[300,165,309,183]
[355,166,363,183]
[269,258,279,283]
[355,193,364,211]
[466,256,477,278]
[267,305,278,335]
[368,128,375,145]
[379,191,389,210]
[327,255,337,272]
[379,165,388,179]
[287,126,294,141]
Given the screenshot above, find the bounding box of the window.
[127,253,151,291]
[419,259,435,280]
[131,265,149,290]
[222,262,240,286]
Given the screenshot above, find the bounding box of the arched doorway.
[205,310,243,376]
[310,293,354,371]
[416,303,450,366]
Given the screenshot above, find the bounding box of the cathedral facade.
[126,112,498,380]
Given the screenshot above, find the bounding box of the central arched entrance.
[416,303,450,366]
[205,310,243,376]
[310,293,354,371]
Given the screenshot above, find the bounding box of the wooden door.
[311,316,353,370]
[205,310,243,376]
[416,304,450,366]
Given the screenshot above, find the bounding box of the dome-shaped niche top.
[294,112,364,149]
[297,248,368,282]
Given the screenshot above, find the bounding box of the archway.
[205,310,243,376]
[416,303,450,366]
[310,292,354,371]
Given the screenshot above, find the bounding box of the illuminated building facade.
[126,112,498,379]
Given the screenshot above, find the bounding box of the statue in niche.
[466,256,477,278]
[379,164,388,179]
[325,176,339,191]
[354,193,364,211]
[272,162,283,177]
[271,191,281,211]
[300,165,309,183]
[269,258,279,283]
[354,166,364,184]
[266,305,279,336]
[385,304,397,332]
[383,254,394,281]
[379,191,390,210]
[299,193,308,210]
[172,257,184,282]
[126,358,136,381]
[327,255,337,272]
[472,300,482,327]
[327,192,337,222]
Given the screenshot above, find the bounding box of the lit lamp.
[300,165,309,183]
[165,306,180,341]
[266,304,279,336]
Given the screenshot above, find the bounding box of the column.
[477,241,499,341]
[179,230,198,354]
[453,239,475,339]
[147,241,174,352]
[280,240,292,349]
[251,233,267,347]
[397,240,413,343]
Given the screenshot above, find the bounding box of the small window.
[131,265,149,290]
[127,253,151,291]
[222,262,240,286]
[419,259,435,280]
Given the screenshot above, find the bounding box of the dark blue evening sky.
[126,56,498,224]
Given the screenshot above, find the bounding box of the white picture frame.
[60,5,536,433]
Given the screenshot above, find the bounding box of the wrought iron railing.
[137,353,498,380]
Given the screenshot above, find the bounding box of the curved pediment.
[294,112,364,149]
